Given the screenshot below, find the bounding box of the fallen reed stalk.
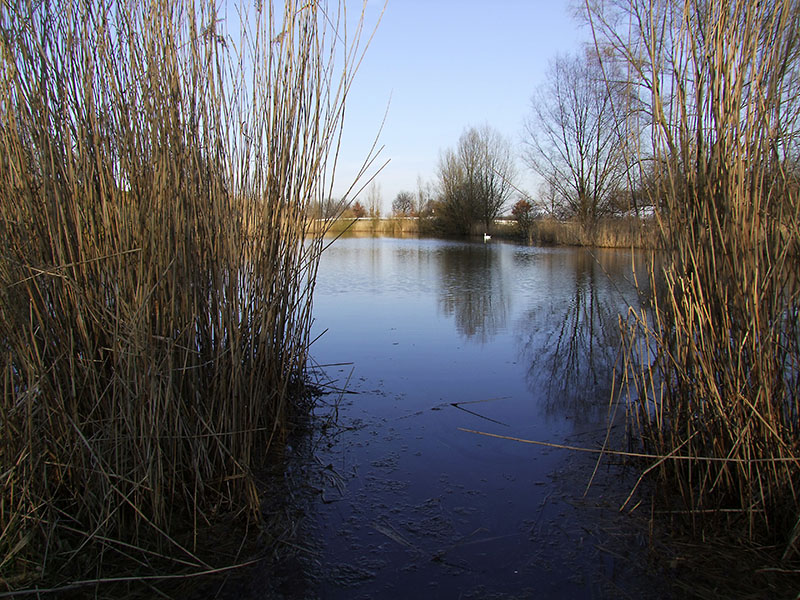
[588,0,800,555]
[458,427,800,464]
[0,0,376,591]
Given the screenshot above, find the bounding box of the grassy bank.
[0,0,371,593]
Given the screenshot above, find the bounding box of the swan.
[483,233,491,242]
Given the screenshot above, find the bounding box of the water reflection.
[436,244,510,343]
[289,239,670,599]
[312,239,650,424]
[515,249,642,423]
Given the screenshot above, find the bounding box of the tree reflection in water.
[515,249,646,424]
[436,243,510,344]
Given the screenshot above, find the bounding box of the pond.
[268,237,672,599]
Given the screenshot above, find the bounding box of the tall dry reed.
[0,0,375,589]
[589,0,800,550]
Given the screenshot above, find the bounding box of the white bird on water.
[483,233,491,242]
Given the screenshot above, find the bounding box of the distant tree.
[511,198,534,241]
[536,179,569,220]
[311,196,344,219]
[437,125,516,234]
[416,175,435,216]
[366,182,382,218]
[437,152,473,234]
[351,201,366,218]
[392,191,415,216]
[511,198,533,226]
[523,50,629,236]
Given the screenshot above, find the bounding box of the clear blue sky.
[333,0,590,213]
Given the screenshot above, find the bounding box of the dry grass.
[525,217,658,248]
[589,0,800,562]
[0,0,375,592]
[314,216,420,238]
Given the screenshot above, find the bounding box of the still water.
[293,237,667,599]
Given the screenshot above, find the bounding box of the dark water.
[278,238,670,599]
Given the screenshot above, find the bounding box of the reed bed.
[590,0,800,556]
[0,0,373,590]
[525,216,658,247]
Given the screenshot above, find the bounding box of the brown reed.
[589,0,800,553]
[525,216,658,247]
[0,0,375,591]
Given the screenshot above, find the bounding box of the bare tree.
[311,196,345,219]
[416,175,435,216]
[437,147,474,234]
[392,190,415,216]
[366,182,382,218]
[536,178,568,219]
[437,125,516,234]
[523,50,628,236]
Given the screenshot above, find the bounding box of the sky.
[331,0,591,213]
